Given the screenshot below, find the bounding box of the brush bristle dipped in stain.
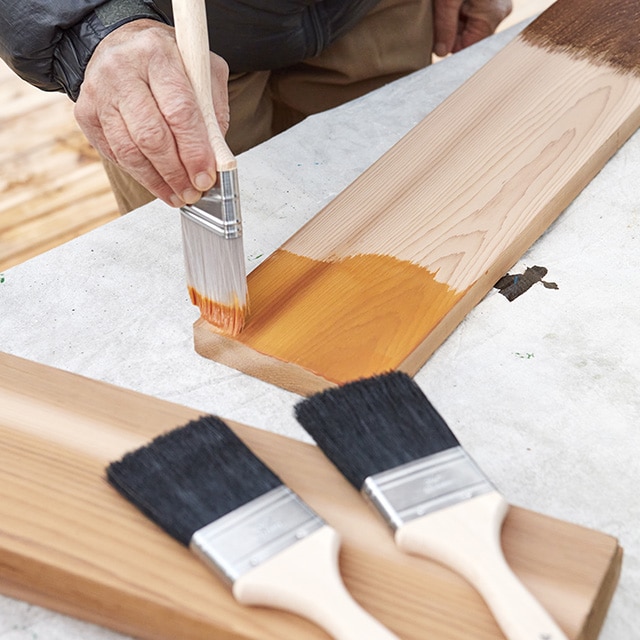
[180,192,247,335]
[295,371,568,640]
[106,416,398,639]
[173,0,247,335]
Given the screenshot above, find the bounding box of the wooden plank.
[0,190,119,271]
[0,164,118,270]
[0,60,118,271]
[0,162,113,225]
[0,352,622,640]
[194,0,640,394]
[0,84,119,270]
[0,81,59,121]
[0,99,79,163]
[0,129,103,204]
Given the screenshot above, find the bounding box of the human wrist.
[53,0,168,101]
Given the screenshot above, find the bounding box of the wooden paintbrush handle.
[396,491,568,640]
[232,525,398,639]
[172,0,236,171]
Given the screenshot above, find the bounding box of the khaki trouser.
[104,0,433,213]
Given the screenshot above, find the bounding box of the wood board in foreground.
[0,352,621,639]
[194,0,640,395]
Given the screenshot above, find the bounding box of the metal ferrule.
[180,168,242,239]
[362,446,495,531]
[189,486,325,585]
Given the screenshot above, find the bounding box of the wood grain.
[194,0,640,394]
[0,352,622,640]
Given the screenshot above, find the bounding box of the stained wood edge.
[193,317,336,395]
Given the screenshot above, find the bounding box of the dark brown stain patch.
[494,265,558,301]
[521,0,640,75]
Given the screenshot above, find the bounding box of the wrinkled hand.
[433,0,512,57]
[75,19,230,208]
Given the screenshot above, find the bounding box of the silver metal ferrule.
[189,485,325,585]
[180,168,242,239]
[362,446,495,531]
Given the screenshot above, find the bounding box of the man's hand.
[433,0,512,58]
[75,19,230,208]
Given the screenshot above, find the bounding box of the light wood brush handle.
[233,525,399,640]
[396,491,568,640]
[172,0,236,171]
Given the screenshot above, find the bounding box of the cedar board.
[194,0,640,395]
[0,352,622,639]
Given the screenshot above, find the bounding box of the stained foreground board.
[0,352,622,639]
[194,0,640,395]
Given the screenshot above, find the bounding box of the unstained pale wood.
[0,352,622,640]
[194,0,640,394]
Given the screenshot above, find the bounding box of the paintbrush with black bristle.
[106,415,398,639]
[294,371,568,640]
[173,0,247,336]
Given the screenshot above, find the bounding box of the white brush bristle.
[181,216,247,335]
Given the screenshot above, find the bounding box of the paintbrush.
[295,371,568,640]
[106,415,398,639]
[173,0,247,335]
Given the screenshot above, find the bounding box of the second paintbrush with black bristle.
[106,415,397,640]
[295,371,568,640]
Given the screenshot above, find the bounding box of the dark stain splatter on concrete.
[494,265,558,301]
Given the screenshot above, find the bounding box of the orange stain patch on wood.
[233,250,466,384]
[189,286,247,336]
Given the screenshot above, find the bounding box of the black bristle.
[294,371,459,490]
[106,416,282,545]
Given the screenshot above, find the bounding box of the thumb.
[433,0,464,57]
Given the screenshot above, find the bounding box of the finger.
[454,0,513,51]
[433,0,464,57]
[74,102,117,165]
[452,13,491,52]
[117,77,200,205]
[147,55,217,197]
[77,92,184,206]
[104,102,185,207]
